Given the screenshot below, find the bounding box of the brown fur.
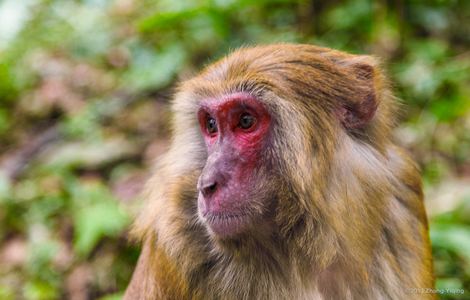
[124,44,434,300]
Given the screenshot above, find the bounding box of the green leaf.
[23,280,58,300]
[0,62,18,102]
[0,285,14,300]
[98,292,124,300]
[72,182,129,257]
[138,7,208,32]
[431,224,470,261]
[123,42,187,91]
[27,238,60,277]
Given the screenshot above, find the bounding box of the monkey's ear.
[337,59,378,130]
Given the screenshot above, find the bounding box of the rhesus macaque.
[125,44,434,299]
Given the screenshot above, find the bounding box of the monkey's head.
[173,44,396,241]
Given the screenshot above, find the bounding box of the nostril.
[208,182,217,192]
[201,182,217,197]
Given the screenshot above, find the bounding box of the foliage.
[0,0,468,299]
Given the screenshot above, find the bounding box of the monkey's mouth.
[202,211,250,238]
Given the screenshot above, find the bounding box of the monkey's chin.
[201,212,250,238]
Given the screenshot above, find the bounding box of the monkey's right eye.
[206,117,218,134]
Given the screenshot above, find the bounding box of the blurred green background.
[0,0,469,299]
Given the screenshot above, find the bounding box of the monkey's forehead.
[200,43,360,78]
[179,44,369,104]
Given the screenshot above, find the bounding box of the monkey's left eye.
[206,117,218,134]
[239,113,256,129]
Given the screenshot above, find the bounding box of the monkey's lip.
[202,211,250,238]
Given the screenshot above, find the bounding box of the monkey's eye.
[206,117,218,134]
[239,113,256,129]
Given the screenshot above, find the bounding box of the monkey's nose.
[198,168,227,198]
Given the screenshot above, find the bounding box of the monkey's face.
[196,92,272,238]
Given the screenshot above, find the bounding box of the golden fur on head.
[126,44,434,300]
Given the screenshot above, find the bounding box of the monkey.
[124,44,434,300]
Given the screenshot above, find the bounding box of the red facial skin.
[197,92,271,238]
